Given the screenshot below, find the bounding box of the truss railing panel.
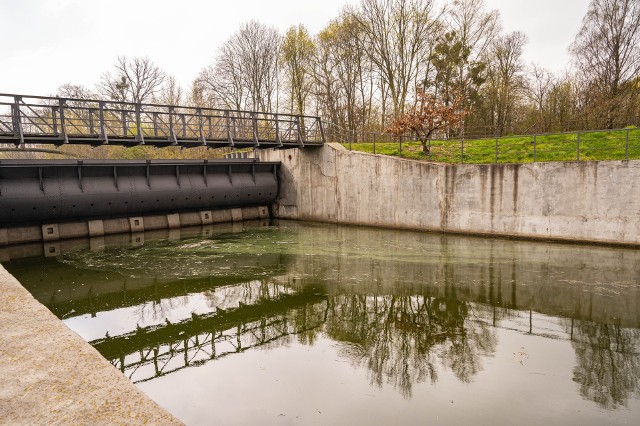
[0,93,325,148]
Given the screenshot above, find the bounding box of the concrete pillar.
[129,217,144,233]
[42,224,60,242]
[166,214,181,229]
[131,233,144,246]
[231,208,243,222]
[212,209,233,223]
[88,220,105,237]
[44,242,60,257]
[200,211,213,225]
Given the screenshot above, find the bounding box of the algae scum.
[4,221,640,425]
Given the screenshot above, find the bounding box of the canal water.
[3,221,640,425]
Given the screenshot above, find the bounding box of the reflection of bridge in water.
[100,288,327,383]
[4,223,640,407]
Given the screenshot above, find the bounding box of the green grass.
[340,127,640,164]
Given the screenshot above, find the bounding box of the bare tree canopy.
[356,0,443,116]
[98,56,166,104]
[281,24,316,116]
[570,0,640,126]
[195,21,281,112]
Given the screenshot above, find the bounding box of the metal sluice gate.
[0,159,279,227]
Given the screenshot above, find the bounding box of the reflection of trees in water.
[568,320,640,409]
[325,294,497,398]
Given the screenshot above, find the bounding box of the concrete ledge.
[0,265,181,425]
[0,206,271,246]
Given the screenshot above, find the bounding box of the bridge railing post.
[11,96,25,147]
[134,103,144,144]
[252,112,259,147]
[275,114,282,147]
[168,106,178,145]
[197,108,206,146]
[295,116,304,148]
[318,117,326,144]
[98,101,109,144]
[58,98,68,145]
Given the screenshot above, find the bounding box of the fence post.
[625,129,629,160]
[495,137,499,164]
[533,134,537,162]
[373,138,376,155]
[577,131,581,161]
[399,140,402,158]
[460,138,464,163]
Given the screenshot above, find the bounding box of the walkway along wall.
[258,143,640,246]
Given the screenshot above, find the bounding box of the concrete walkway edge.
[0,265,182,425]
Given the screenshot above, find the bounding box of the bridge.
[0,93,328,237]
[0,93,325,148]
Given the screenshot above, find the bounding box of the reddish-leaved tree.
[386,90,468,154]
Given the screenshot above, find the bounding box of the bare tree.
[156,75,183,106]
[356,0,443,117]
[98,56,166,104]
[195,21,281,112]
[483,31,528,136]
[281,24,316,116]
[55,84,96,101]
[449,0,501,62]
[570,0,640,127]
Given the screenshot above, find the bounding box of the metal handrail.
[0,93,325,148]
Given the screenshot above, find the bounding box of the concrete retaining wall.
[258,143,640,246]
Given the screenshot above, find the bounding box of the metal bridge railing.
[0,93,325,148]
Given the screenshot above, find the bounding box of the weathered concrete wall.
[0,265,182,425]
[258,144,640,245]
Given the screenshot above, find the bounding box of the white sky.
[0,0,590,96]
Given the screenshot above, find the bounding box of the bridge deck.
[0,93,325,148]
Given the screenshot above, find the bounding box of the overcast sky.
[0,0,590,97]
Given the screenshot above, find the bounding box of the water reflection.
[327,294,497,397]
[569,320,640,409]
[3,221,640,414]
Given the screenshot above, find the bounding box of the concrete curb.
[0,265,183,425]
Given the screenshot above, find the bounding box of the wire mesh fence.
[328,125,640,164]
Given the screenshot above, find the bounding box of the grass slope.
[340,127,640,164]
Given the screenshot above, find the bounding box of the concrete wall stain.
[257,144,640,246]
